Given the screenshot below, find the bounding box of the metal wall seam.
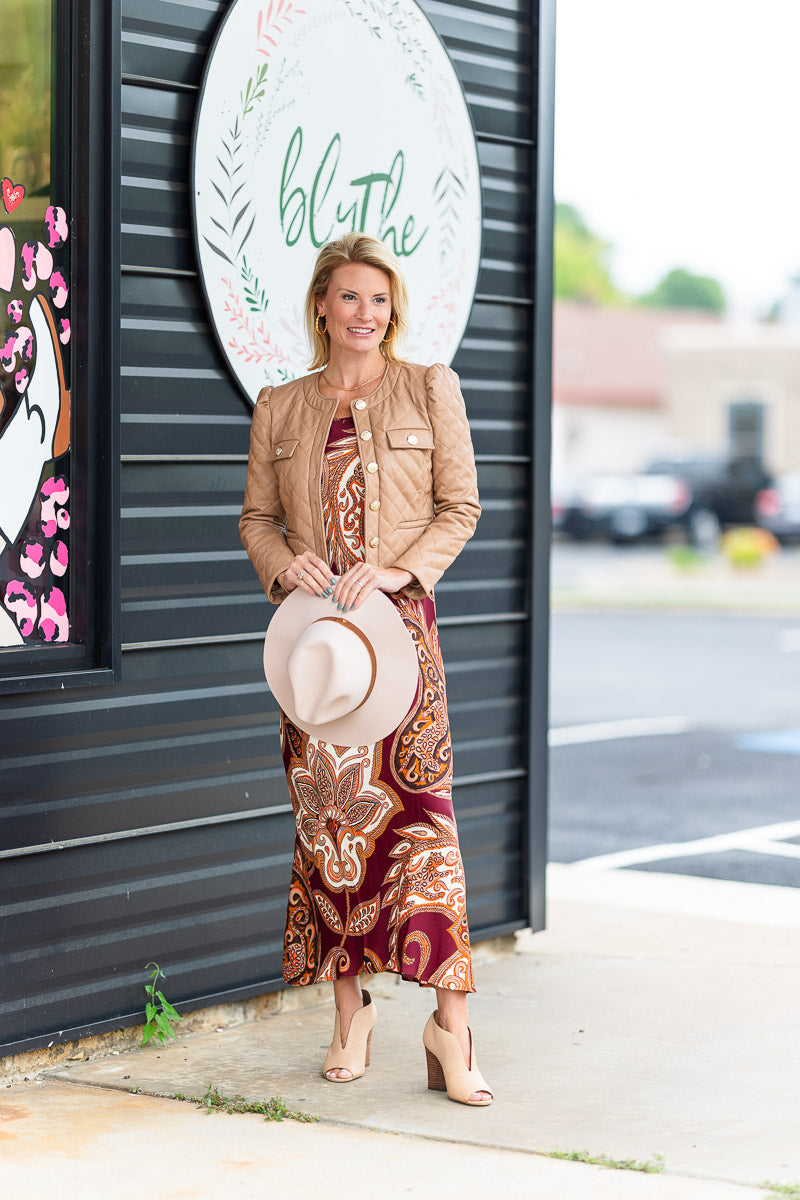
[525,0,556,932]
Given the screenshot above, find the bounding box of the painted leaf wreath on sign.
[193,0,481,395]
[0,204,71,648]
[203,57,290,374]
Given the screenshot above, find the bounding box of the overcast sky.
[554,0,800,318]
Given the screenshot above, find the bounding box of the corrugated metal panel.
[0,0,547,1054]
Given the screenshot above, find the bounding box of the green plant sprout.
[173,1085,317,1124]
[141,961,182,1047]
[545,1149,664,1174]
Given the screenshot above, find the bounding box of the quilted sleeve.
[392,363,481,598]
[239,387,296,605]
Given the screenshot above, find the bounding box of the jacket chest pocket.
[386,428,434,451]
[269,438,300,463]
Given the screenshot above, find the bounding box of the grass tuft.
[173,1084,317,1123]
[545,1149,665,1174]
[760,1185,800,1200]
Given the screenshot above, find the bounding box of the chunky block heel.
[425,1045,447,1091]
[422,1011,493,1106]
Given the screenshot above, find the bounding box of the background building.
[662,323,800,474]
[552,299,719,484]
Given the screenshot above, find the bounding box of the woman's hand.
[332,564,414,613]
[278,552,335,598]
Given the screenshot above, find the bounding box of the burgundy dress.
[280,417,475,991]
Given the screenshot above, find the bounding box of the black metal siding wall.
[0,0,551,1055]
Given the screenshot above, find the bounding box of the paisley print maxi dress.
[280,417,475,992]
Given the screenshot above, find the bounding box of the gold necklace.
[322,363,387,393]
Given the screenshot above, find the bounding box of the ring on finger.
[297,570,305,580]
[353,580,364,590]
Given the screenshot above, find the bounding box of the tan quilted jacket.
[239,360,480,604]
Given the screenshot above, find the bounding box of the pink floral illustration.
[256,0,305,56]
[222,276,288,365]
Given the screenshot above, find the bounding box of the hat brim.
[263,588,419,746]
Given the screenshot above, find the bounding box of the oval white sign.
[192,0,482,401]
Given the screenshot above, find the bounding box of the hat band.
[314,616,378,711]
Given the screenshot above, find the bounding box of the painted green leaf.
[202,236,234,265]
[231,200,251,234]
[237,213,257,256]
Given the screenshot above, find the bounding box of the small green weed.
[545,1149,664,1174]
[174,1084,317,1124]
[141,961,182,1047]
[760,1184,800,1200]
[666,544,706,572]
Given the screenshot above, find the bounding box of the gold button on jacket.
[240,361,480,604]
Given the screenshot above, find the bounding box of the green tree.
[639,267,726,313]
[553,203,625,305]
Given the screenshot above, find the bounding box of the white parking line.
[744,838,800,860]
[549,715,692,746]
[567,819,800,872]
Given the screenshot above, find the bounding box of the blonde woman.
[240,233,491,1105]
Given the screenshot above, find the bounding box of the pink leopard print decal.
[1,200,71,648]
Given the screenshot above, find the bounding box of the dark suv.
[645,455,772,545]
[554,454,772,548]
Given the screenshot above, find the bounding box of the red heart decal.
[2,178,25,213]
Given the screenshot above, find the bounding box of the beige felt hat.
[263,587,419,746]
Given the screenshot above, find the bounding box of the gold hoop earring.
[381,319,396,344]
[315,313,327,335]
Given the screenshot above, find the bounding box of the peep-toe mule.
[322,989,376,1082]
[422,1011,493,1106]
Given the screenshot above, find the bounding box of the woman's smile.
[317,261,392,358]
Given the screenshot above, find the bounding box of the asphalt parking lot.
[549,544,800,889]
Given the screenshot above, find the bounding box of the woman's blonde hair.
[305,233,409,369]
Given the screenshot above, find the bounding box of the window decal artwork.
[192,0,482,400]
[0,207,71,648]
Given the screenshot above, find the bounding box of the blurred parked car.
[646,455,771,544]
[555,454,772,547]
[754,472,800,542]
[555,472,692,543]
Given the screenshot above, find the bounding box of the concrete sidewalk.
[3,867,799,1199]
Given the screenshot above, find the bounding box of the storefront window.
[0,0,73,659]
